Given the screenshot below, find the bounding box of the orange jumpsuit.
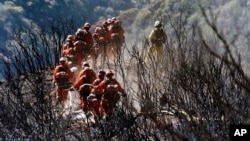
[62,42,74,57]
[84,29,94,47]
[77,68,97,83]
[65,44,85,67]
[89,78,105,117]
[95,78,125,116]
[73,75,92,112]
[94,26,110,44]
[53,65,74,102]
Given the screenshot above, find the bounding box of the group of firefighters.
[61,17,125,69]
[53,17,126,118]
[53,57,126,118]
[52,18,167,119]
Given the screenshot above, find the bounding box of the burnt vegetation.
[0,6,250,141]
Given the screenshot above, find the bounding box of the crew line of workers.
[53,58,126,118]
[61,17,125,70]
[53,19,167,118]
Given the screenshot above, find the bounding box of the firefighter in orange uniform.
[62,35,75,57]
[53,57,74,104]
[77,61,97,83]
[72,67,94,113]
[94,70,126,117]
[88,70,106,116]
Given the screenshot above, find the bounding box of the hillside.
[1,0,250,140]
[1,0,250,70]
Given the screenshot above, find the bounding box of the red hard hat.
[106,70,114,77]
[66,35,74,41]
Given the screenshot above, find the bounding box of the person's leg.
[156,45,163,64]
[145,46,155,63]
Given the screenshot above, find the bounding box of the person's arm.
[114,80,125,94]
[87,33,94,46]
[66,68,74,83]
[149,30,156,43]
[95,80,106,90]
[77,70,84,80]
[73,77,83,89]
[53,67,59,82]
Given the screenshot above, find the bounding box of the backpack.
[103,79,120,105]
[79,76,92,99]
[55,66,72,89]
[111,25,120,34]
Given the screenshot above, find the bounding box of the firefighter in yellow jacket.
[145,21,167,64]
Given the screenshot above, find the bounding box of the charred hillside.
[0,1,250,141]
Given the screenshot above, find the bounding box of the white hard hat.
[154,20,161,27]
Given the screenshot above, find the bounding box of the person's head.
[106,70,114,79]
[95,26,102,34]
[66,35,74,42]
[154,20,162,28]
[75,29,85,40]
[83,67,91,76]
[98,70,106,79]
[102,21,108,28]
[107,18,112,25]
[59,57,67,66]
[111,17,117,21]
[83,22,91,30]
[82,61,90,69]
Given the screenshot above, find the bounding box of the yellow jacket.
[149,28,167,46]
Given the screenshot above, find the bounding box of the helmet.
[106,70,114,77]
[66,35,74,41]
[75,29,85,38]
[84,23,91,28]
[74,40,82,46]
[107,18,112,24]
[59,57,66,62]
[102,21,108,27]
[82,61,90,68]
[95,27,102,34]
[98,70,106,77]
[154,20,162,27]
[75,28,83,34]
